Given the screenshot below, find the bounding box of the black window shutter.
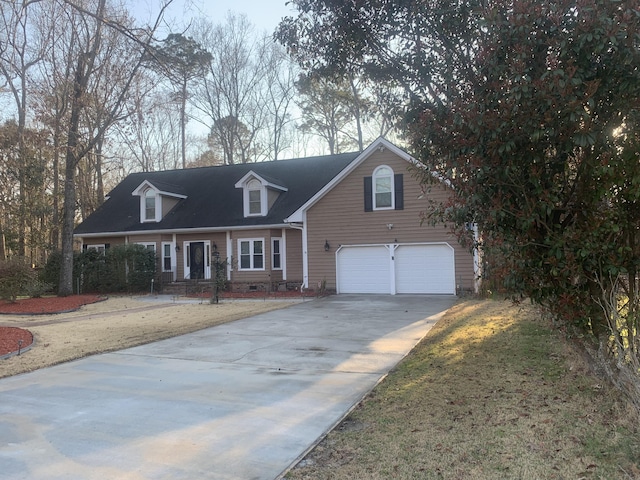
[364,176,373,212]
[394,174,404,210]
[82,244,87,251]
[105,243,111,250]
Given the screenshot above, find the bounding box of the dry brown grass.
[287,299,640,480]
[0,296,293,378]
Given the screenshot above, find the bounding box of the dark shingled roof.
[75,152,360,235]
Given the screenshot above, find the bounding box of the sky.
[130,0,298,35]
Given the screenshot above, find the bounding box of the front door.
[190,242,205,279]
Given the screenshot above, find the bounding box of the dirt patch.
[0,295,294,379]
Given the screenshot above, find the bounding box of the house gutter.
[286,220,307,289]
[74,223,291,239]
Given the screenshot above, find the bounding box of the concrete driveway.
[0,295,456,480]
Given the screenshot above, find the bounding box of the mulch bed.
[188,290,315,299]
[0,327,33,358]
[0,295,104,358]
[0,294,104,315]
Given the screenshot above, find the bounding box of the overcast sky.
[130,0,297,35]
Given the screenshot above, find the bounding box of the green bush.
[0,257,38,302]
[24,279,53,298]
[42,245,157,294]
[40,251,63,293]
[105,244,156,293]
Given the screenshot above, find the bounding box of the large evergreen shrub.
[42,245,157,294]
[0,257,41,302]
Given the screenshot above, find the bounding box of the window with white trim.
[162,243,172,271]
[136,242,156,253]
[246,179,263,216]
[272,238,282,270]
[238,239,264,270]
[373,166,394,209]
[143,189,156,221]
[86,244,106,254]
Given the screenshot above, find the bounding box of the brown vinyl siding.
[285,228,303,282]
[230,229,273,284]
[306,149,475,291]
[161,197,180,217]
[128,234,158,246]
[79,229,302,287]
[175,233,227,280]
[82,237,125,249]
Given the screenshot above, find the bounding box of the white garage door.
[336,243,455,295]
[395,244,455,294]
[337,246,390,294]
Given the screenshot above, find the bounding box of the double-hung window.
[373,166,393,209]
[136,242,156,253]
[248,189,261,215]
[238,239,264,270]
[246,179,263,216]
[86,244,106,254]
[162,243,172,271]
[144,189,156,221]
[272,238,282,270]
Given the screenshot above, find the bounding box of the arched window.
[144,189,156,221]
[247,179,263,215]
[373,166,394,209]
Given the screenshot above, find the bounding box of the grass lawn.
[286,299,640,479]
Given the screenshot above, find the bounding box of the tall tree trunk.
[180,77,187,169]
[349,76,364,152]
[17,68,28,257]
[59,0,106,296]
[58,54,87,296]
[0,221,6,261]
[51,131,60,251]
[95,136,104,204]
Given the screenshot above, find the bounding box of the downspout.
[226,231,232,281]
[281,228,287,281]
[172,233,177,281]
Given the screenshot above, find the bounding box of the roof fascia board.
[132,180,187,199]
[285,137,418,223]
[74,223,291,239]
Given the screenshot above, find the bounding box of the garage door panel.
[337,246,390,294]
[395,244,455,294]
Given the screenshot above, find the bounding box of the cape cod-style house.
[74,138,478,294]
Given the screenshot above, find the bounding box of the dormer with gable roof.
[234,171,288,218]
[132,180,187,223]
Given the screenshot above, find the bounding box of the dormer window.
[144,189,156,221]
[247,180,263,215]
[132,180,187,224]
[235,171,288,218]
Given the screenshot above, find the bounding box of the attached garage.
[336,245,391,294]
[336,243,456,295]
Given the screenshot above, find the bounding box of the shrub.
[105,244,156,293]
[40,251,62,293]
[0,257,38,302]
[41,245,157,294]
